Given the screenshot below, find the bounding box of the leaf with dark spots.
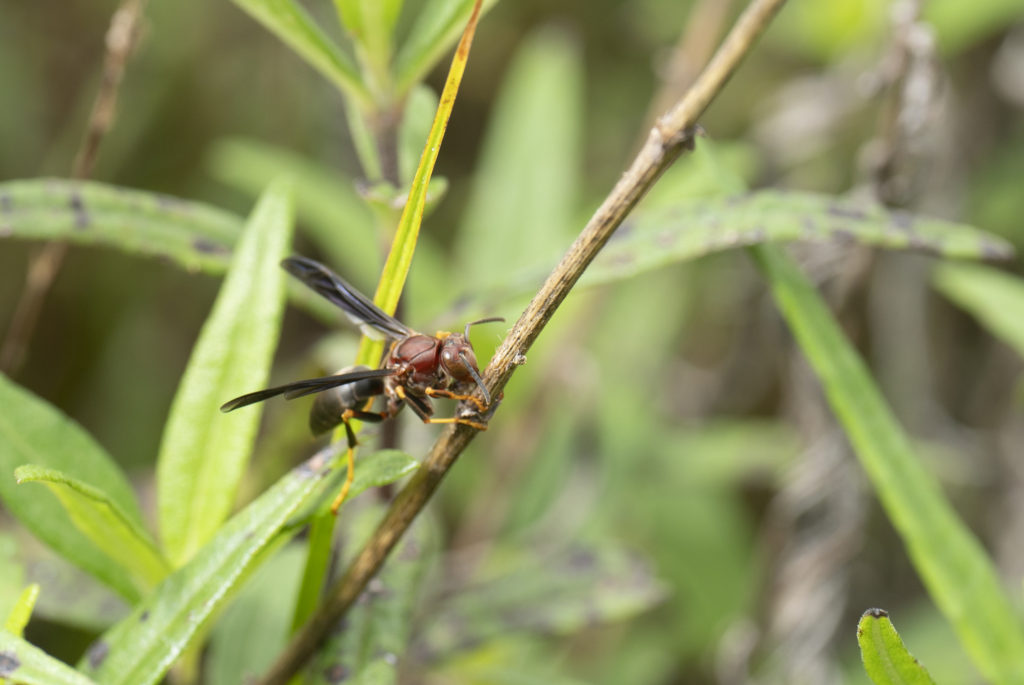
[450,189,1013,321]
[579,190,1014,287]
[0,649,19,675]
[69,191,89,229]
[85,641,109,669]
[192,237,231,255]
[0,631,95,684]
[0,178,242,273]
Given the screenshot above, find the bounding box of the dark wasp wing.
[283,256,413,341]
[220,367,397,412]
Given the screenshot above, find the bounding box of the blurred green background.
[3,0,1024,683]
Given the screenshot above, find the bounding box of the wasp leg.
[397,386,488,431]
[331,408,389,515]
[424,387,488,413]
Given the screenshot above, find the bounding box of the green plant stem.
[256,1,787,682]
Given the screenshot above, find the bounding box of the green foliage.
[77,446,337,685]
[858,608,936,685]
[3,0,1024,683]
[0,178,240,273]
[155,180,295,566]
[454,25,582,289]
[0,375,147,601]
[754,244,1024,683]
[933,262,1024,359]
[3,584,40,637]
[14,465,169,592]
[0,630,97,685]
[228,0,370,105]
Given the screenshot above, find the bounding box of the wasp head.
[438,317,504,406]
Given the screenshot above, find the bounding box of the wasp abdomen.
[309,365,386,435]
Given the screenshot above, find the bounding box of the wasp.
[221,256,502,513]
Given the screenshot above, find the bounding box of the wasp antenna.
[459,351,491,406]
[464,316,505,339]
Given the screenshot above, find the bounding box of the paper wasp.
[221,256,502,513]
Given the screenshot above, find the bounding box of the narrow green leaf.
[157,180,295,566]
[287,450,420,629]
[393,0,498,93]
[452,189,1014,321]
[933,261,1024,359]
[0,178,241,273]
[79,446,338,685]
[752,244,1024,684]
[14,466,169,592]
[455,25,582,289]
[354,0,482,369]
[4,584,39,637]
[587,191,1013,288]
[228,0,370,105]
[206,138,379,289]
[420,543,667,660]
[288,450,420,525]
[205,544,306,685]
[304,505,438,685]
[334,0,402,80]
[0,630,96,685]
[0,375,144,601]
[858,608,936,685]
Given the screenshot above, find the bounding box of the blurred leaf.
[771,0,889,62]
[289,449,420,522]
[0,178,241,273]
[305,504,438,685]
[3,584,39,637]
[453,190,1013,320]
[205,544,305,685]
[663,420,799,488]
[157,180,295,566]
[286,450,420,630]
[398,85,439,186]
[0,375,145,601]
[927,0,1024,55]
[420,543,667,661]
[752,244,1024,684]
[206,138,379,289]
[932,262,1024,359]
[0,630,96,685]
[393,0,498,93]
[335,0,403,77]
[14,466,169,592]
[455,25,582,289]
[586,191,1013,288]
[78,445,338,685]
[228,0,370,105]
[858,608,936,685]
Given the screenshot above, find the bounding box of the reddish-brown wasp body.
[221,256,502,512]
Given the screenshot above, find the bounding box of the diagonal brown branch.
[258,0,787,681]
